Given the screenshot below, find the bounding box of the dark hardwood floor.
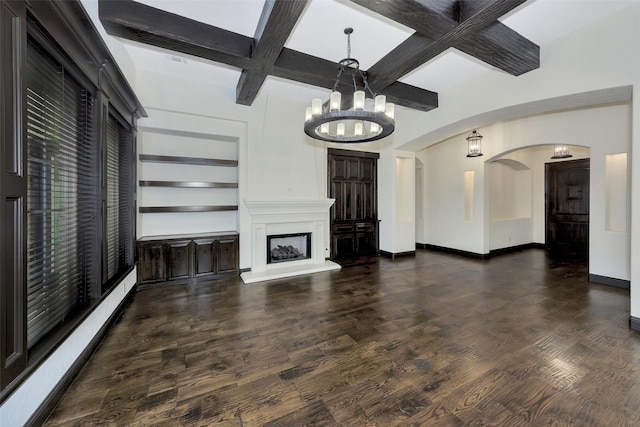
[43,249,640,426]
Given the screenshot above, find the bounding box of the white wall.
[416,136,486,253]
[632,86,640,320]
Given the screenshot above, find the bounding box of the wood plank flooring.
[44,249,640,426]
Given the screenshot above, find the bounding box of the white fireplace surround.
[241,199,341,284]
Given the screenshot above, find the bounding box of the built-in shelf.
[139,205,238,213]
[139,181,238,188]
[139,154,238,167]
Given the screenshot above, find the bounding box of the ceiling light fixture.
[466,129,483,157]
[550,144,573,159]
[304,28,395,143]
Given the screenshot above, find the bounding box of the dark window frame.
[0,0,144,400]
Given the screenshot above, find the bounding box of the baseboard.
[380,250,415,260]
[417,243,488,260]
[631,316,640,333]
[490,243,546,255]
[26,284,137,427]
[589,274,630,290]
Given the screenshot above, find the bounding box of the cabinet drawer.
[355,222,375,232]
[334,224,354,233]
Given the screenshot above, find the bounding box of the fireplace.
[267,233,311,264]
[241,199,341,284]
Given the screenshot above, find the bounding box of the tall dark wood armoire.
[328,148,379,259]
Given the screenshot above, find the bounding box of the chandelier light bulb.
[353,91,365,110]
[330,92,341,112]
[385,103,394,119]
[311,98,322,115]
[374,95,386,112]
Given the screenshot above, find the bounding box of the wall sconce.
[466,129,483,157]
[551,145,572,159]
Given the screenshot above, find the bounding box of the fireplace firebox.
[267,232,312,264]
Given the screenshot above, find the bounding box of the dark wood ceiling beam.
[272,49,437,111]
[272,49,338,88]
[455,22,539,76]
[454,0,538,76]
[383,81,438,112]
[352,0,535,90]
[98,0,253,69]
[236,0,309,105]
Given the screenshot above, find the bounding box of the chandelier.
[551,144,572,159]
[466,129,483,157]
[304,28,395,143]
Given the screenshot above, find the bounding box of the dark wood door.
[328,148,379,259]
[546,158,590,252]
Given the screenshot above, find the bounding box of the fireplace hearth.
[267,233,311,264]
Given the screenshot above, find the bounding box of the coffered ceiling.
[97,0,636,112]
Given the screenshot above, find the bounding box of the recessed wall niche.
[137,113,240,237]
[605,153,628,232]
[464,170,474,222]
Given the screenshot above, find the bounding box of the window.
[0,1,142,395]
[105,115,133,287]
[25,38,97,348]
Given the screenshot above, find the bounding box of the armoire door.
[546,158,590,252]
[328,148,379,259]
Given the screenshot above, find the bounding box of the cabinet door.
[138,242,165,283]
[218,237,238,274]
[166,240,191,280]
[355,222,378,256]
[193,239,217,277]
[333,233,354,259]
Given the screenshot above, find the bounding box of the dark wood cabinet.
[328,149,379,259]
[137,232,239,287]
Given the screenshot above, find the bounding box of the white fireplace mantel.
[241,199,341,284]
[244,199,335,217]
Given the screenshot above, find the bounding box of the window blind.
[25,39,96,348]
[105,116,132,284]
